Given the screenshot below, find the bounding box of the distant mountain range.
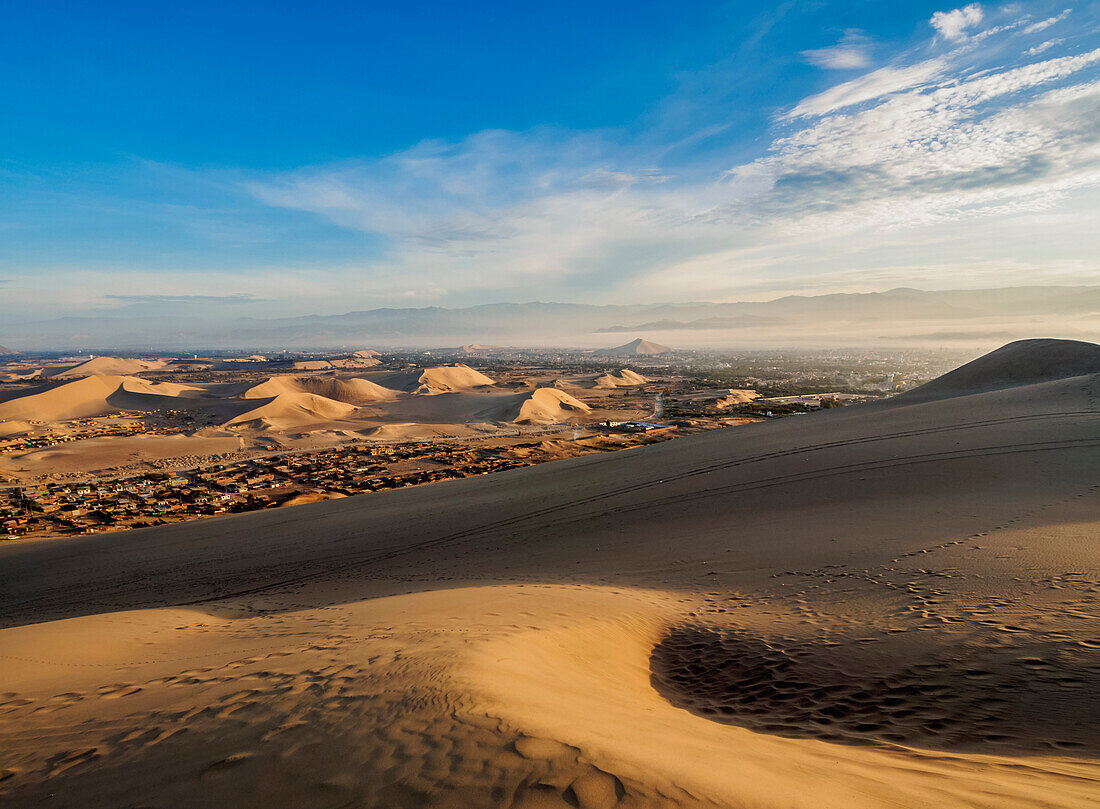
[1,286,1097,351]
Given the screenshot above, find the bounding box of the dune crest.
[243,375,397,404]
[412,364,496,394]
[595,369,650,388]
[227,391,357,430]
[513,388,591,425]
[49,356,169,378]
[900,338,1100,402]
[0,375,133,421]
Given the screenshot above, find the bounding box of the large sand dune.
[0,375,136,421]
[374,363,497,395]
[1,341,1098,807]
[898,338,1100,402]
[227,391,359,430]
[512,387,591,425]
[243,375,398,404]
[594,369,650,388]
[48,356,170,378]
[593,338,672,356]
[0,375,247,422]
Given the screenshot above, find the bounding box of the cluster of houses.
[0,413,170,455]
[0,473,236,538]
[0,440,540,540]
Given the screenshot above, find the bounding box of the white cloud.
[1028,39,1062,56]
[1024,9,1071,34]
[242,26,1100,304]
[803,31,872,70]
[784,60,947,119]
[930,4,985,41]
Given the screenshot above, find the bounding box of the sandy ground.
[0,355,1097,807]
[0,433,247,477]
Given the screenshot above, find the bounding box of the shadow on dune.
[649,623,1100,756]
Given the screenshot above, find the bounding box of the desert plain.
[0,338,1098,808]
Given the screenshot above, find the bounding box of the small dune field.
[0,363,658,482]
[0,340,1098,808]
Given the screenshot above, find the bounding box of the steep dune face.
[512,388,591,425]
[375,364,497,395]
[0,375,131,421]
[115,378,205,398]
[900,338,1100,402]
[414,364,495,394]
[0,375,252,423]
[49,357,169,378]
[226,392,358,430]
[243,376,397,405]
[595,369,650,388]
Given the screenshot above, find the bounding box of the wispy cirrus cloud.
[802,30,873,70]
[1024,8,1071,33]
[103,293,270,305]
[246,4,1100,303]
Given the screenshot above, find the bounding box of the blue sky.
[2,1,1098,321]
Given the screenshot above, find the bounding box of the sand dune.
[0,375,134,421]
[0,364,586,440]
[49,356,170,378]
[0,419,34,438]
[328,357,382,369]
[414,364,496,394]
[513,387,591,425]
[226,391,358,430]
[0,375,235,422]
[0,369,42,382]
[375,364,496,395]
[115,377,205,398]
[243,375,397,404]
[899,338,1100,402]
[715,389,759,408]
[360,421,486,441]
[370,387,589,427]
[0,433,246,476]
[1,340,1098,808]
[279,491,347,507]
[594,369,650,388]
[593,338,672,356]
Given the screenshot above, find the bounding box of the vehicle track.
[4,407,1096,619]
[173,412,1099,606]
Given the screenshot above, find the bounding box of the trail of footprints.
[0,638,702,809]
[649,624,1097,754]
[655,486,1100,755]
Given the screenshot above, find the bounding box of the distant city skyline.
[2,1,1098,323]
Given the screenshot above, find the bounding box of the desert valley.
[0,337,1098,808]
[1,340,911,540]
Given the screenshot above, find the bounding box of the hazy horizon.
[1,283,1096,352]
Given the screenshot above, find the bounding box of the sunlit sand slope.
[0,342,1098,808]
